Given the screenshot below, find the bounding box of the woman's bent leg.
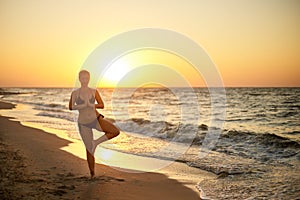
[94,118,120,145]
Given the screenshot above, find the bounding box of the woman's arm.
[94,89,104,109]
[69,91,87,110]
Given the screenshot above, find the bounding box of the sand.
[0,101,215,199]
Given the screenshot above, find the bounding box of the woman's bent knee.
[107,129,119,139]
[115,129,120,137]
[112,129,120,138]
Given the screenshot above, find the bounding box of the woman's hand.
[87,100,95,108]
[69,92,88,110]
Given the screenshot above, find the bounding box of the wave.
[275,111,299,118]
[45,103,65,108]
[116,118,300,160]
[0,88,26,95]
[225,118,254,122]
[284,131,300,135]
[33,105,66,113]
[222,130,300,149]
[117,117,300,164]
[283,100,298,104]
[214,130,300,162]
[36,111,74,122]
[117,117,211,139]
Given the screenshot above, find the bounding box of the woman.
[69,70,120,178]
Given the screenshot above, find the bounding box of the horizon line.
[1,86,300,89]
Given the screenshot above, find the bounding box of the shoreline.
[0,101,214,199]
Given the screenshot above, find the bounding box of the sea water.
[0,87,299,199]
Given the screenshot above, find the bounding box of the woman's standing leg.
[86,149,95,177]
[78,124,95,177]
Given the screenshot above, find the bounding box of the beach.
[0,101,214,200]
[0,87,299,199]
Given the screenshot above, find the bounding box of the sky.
[0,0,299,87]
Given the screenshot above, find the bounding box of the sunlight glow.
[103,58,132,82]
[1,1,299,87]
[98,49,205,88]
[97,148,114,161]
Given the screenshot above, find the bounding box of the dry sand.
[0,101,215,199]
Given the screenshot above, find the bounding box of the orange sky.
[0,0,299,87]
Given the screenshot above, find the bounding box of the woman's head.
[79,70,90,87]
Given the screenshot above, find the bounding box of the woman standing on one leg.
[69,70,120,178]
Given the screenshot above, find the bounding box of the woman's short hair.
[79,70,90,78]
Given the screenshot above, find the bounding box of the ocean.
[0,87,299,199]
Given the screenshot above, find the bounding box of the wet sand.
[0,101,214,199]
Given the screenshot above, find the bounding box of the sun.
[99,56,133,87]
[104,60,130,82]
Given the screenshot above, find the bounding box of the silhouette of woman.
[69,70,120,178]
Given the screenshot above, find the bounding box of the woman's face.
[79,73,90,86]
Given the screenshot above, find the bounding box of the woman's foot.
[90,170,95,179]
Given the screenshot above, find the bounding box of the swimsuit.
[76,89,104,130]
[78,114,103,130]
[75,90,95,105]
